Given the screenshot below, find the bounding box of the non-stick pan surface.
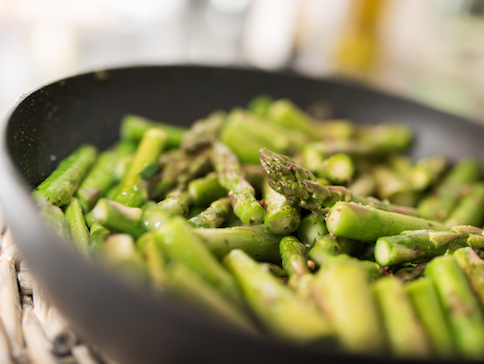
[0,65,482,364]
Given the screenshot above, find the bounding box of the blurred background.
[1,0,484,121]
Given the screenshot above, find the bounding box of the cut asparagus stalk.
[136,232,167,293]
[425,255,484,359]
[188,197,232,229]
[417,158,481,221]
[320,153,355,185]
[373,276,431,358]
[181,110,226,152]
[194,225,282,264]
[64,197,90,257]
[453,247,484,309]
[32,144,97,207]
[326,202,446,243]
[308,235,363,267]
[212,141,265,225]
[155,217,242,305]
[313,258,385,354]
[405,278,457,358]
[444,182,484,227]
[113,128,167,207]
[246,94,273,118]
[187,172,227,208]
[262,181,300,235]
[295,213,328,248]
[120,114,186,148]
[223,249,332,344]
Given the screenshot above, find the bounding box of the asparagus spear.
[194,225,282,264]
[120,114,186,148]
[259,148,418,216]
[32,144,97,207]
[157,189,191,217]
[89,223,110,257]
[262,181,300,235]
[39,205,71,242]
[410,155,447,191]
[136,232,167,292]
[320,153,355,185]
[374,230,464,266]
[141,204,171,232]
[155,216,242,305]
[279,236,310,279]
[295,213,328,248]
[356,124,413,153]
[405,278,457,358]
[247,94,273,118]
[188,197,232,229]
[187,172,227,208]
[64,197,90,257]
[453,247,484,308]
[444,182,484,227]
[223,249,332,344]
[347,173,376,197]
[425,255,484,359]
[313,259,385,354]
[326,202,446,243]
[100,234,147,285]
[373,276,431,358]
[74,150,119,213]
[417,158,481,221]
[180,110,226,152]
[373,165,419,207]
[87,198,145,238]
[212,142,265,225]
[308,234,363,267]
[113,128,167,207]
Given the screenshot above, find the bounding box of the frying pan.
[0,65,482,364]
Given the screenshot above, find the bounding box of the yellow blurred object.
[334,0,386,77]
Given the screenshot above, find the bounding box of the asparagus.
[313,259,385,354]
[194,225,282,264]
[417,158,481,221]
[266,99,319,139]
[262,181,300,235]
[120,114,186,148]
[259,148,418,216]
[260,262,287,278]
[64,197,90,257]
[326,202,446,243]
[444,182,484,227]
[453,247,484,308]
[347,173,376,197]
[74,150,119,213]
[247,94,273,118]
[315,119,356,140]
[405,278,457,358]
[212,142,265,225]
[188,197,232,229]
[155,216,242,304]
[410,155,447,191]
[374,229,464,266]
[39,205,71,242]
[320,153,355,185]
[113,128,167,207]
[141,204,171,232]
[157,190,191,217]
[296,213,328,248]
[373,276,431,358]
[180,110,226,152]
[308,234,363,267]
[100,234,147,285]
[279,236,310,279]
[136,232,167,292]
[87,198,145,238]
[373,166,419,207]
[425,255,484,359]
[223,249,332,344]
[300,145,325,175]
[219,108,308,164]
[89,223,110,257]
[356,124,413,153]
[187,172,227,208]
[32,144,97,207]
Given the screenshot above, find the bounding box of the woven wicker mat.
[0,225,116,364]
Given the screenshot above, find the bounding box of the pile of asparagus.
[32,96,484,360]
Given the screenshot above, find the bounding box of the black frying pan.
[0,65,482,364]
